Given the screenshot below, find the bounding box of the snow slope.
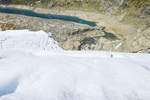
[0,30,61,51]
[0,30,150,100]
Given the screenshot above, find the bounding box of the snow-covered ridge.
[0,30,61,51]
[0,30,150,100]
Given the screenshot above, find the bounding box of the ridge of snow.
[0,30,61,51]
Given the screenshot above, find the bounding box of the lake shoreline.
[0,5,150,53]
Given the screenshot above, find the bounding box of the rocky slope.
[4,0,150,16]
[0,2,150,53]
[0,22,18,31]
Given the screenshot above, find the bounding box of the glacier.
[0,30,150,100]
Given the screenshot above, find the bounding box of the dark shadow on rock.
[0,7,96,26]
[144,8,150,16]
[78,37,96,50]
[0,0,12,4]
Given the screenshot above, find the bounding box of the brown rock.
[0,22,18,31]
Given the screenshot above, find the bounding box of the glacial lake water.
[0,7,96,27]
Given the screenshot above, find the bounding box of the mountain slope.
[0,30,150,100]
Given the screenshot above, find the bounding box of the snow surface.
[0,30,150,100]
[0,30,61,51]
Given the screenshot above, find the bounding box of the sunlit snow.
[0,30,150,100]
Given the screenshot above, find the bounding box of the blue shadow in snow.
[0,77,19,97]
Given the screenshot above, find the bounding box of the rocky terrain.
[0,22,18,31]
[0,0,150,53]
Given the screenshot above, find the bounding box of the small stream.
[0,7,96,26]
